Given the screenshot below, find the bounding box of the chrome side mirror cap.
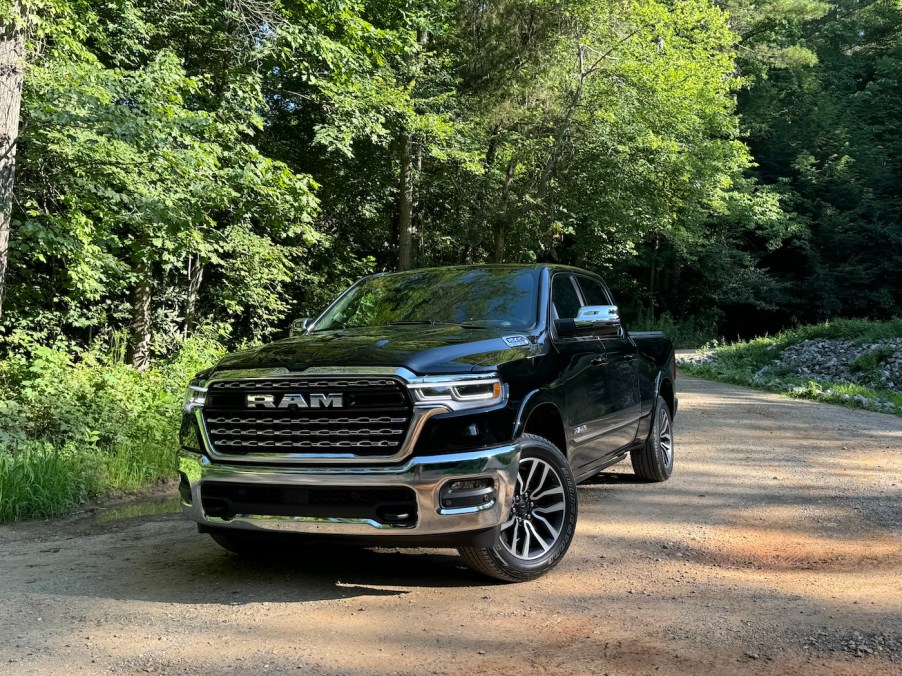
[555,305,621,338]
[576,304,619,325]
[289,317,314,337]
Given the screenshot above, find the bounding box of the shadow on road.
[582,471,646,485]
[0,511,494,607]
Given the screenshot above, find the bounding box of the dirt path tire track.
[1,375,901,675]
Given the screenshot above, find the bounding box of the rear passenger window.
[577,277,611,306]
[552,275,582,319]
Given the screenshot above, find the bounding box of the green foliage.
[4,0,897,350]
[850,345,897,374]
[789,382,902,412]
[734,0,902,324]
[0,444,89,521]
[719,0,830,80]
[0,338,223,521]
[629,313,719,350]
[8,0,323,351]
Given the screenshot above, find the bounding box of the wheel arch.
[513,391,568,456]
[638,373,676,444]
[658,375,675,418]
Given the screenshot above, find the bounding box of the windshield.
[312,267,540,332]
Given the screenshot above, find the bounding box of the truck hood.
[212,324,542,375]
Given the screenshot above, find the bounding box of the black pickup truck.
[179,265,677,581]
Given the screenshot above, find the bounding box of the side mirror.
[554,305,621,338]
[289,317,314,337]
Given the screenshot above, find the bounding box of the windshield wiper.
[384,321,439,326]
[385,321,484,328]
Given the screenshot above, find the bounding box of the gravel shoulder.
[1,375,901,675]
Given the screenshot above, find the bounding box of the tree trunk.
[0,4,25,322]
[648,234,660,323]
[184,255,204,337]
[493,159,516,263]
[396,29,428,271]
[414,145,424,265]
[128,256,153,371]
[483,124,501,172]
[397,131,415,271]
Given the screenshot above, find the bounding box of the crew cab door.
[549,273,610,472]
[575,276,641,452]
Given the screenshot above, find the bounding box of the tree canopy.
[0,0,899,360]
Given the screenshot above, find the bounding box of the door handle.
[591,357,608,367]
[624,354,638,362]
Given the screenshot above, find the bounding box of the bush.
[850,345,897,373]
[0,336,223,522]
[629,312,719,349]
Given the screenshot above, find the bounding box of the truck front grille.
[202,377,412,457]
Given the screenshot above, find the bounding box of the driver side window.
[552,274,582,319]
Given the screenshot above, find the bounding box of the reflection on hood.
[214,324,541,375]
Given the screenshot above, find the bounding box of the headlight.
[183,382,207,413]
[408,377,506,412]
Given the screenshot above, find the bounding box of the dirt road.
[1,376,901,675]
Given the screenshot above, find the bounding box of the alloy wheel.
[658,405,673,466]
[499,456,567,561]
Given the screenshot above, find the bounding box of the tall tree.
[0,0,24,321]
[736,0,902,323]
[7,0,321,360]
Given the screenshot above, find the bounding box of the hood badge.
[503,335,530,347]
[246,393,344,409]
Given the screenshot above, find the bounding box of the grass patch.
[682,318,902,415]
[0,444,90,521]
[0,336,223,522]
[0,441,180,522]
[850,345,896,373]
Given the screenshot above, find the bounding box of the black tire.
[631,394,674,482]
[458,433,578,582]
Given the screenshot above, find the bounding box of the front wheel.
[458,434,578,582]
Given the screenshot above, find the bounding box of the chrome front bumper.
[178,443,520,537]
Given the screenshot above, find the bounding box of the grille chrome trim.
[208,428,405,437]
[214,439,400,449]
[206,416,407,426]
[197,406,443,464]
[210,378,399,390]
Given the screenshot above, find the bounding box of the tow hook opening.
[439,478,495,511]
[375,505,416,525]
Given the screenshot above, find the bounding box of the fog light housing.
[440,478,495,510]
[178,473,192,504]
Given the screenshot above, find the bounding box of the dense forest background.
[1,0,900,363]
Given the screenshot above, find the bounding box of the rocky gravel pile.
[749,339,902,412]
[755,339,902,392]
[679,338,902,413]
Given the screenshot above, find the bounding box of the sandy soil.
[1,375,901,675]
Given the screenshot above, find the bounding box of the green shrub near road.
[850,345,897,373]
[629,313,719,350]
[0,338,223,522]
[681,319,902,415]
